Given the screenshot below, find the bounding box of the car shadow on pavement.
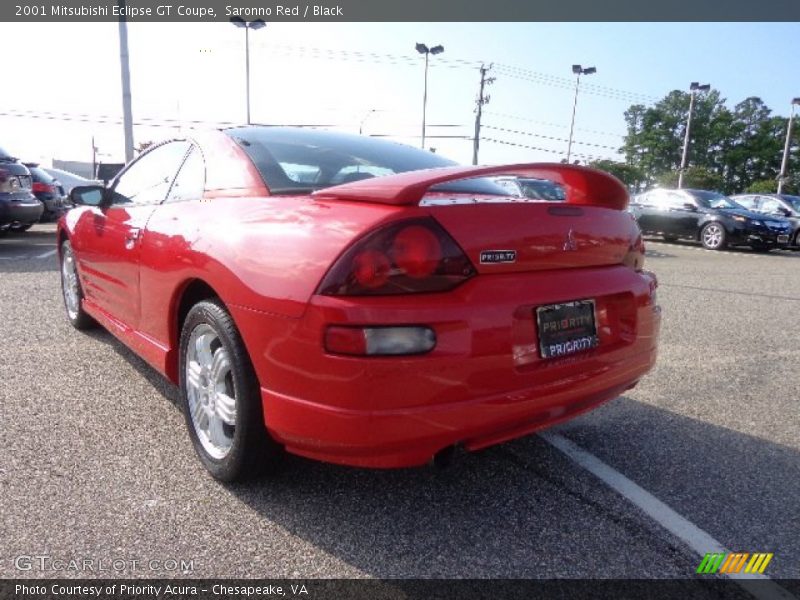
[225,398,800,579]
[83,327,800,579]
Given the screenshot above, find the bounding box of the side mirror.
[70,185,107,207]
[780,207,792,217]
[682,202,697,212]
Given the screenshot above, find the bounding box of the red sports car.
[59,127,660,481]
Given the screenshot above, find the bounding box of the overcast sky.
[1,21,798,168]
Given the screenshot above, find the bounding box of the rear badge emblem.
[563,228,578,251]
[480,250,517,264]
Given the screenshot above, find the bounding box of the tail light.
[32,182,56,194]
[318,217,476,296]
[623,232,645,272]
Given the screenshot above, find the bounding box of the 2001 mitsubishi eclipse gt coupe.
[59,127,661,481]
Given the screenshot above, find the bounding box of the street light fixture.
[416,42,444,149]
[231,17,266,125]
[678,81,711,189]
[566,64,596,162]
[778,97,800,193]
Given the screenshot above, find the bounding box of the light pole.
[678,81,710,189]
[778,98,800,193]
[231,17,266,125]
[415,42,444,149]
[566,65,596,163]
[359,109,376,135]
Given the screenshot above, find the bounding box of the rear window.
[225,127,508,196]
[26,166,55,184]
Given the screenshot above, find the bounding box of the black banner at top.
[3,0,800,22]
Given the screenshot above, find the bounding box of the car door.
[641,190,678,234]
[630,192,659,232]
[73,141,190,326]
[665,191,701,237]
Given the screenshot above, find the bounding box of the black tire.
[179,299,278,482]
[60,240,96,330]
[794,230,800,249]
[10,223,32,232]
[662,234,678,243]
[700,222,727,250]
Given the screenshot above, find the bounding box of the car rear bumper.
[0,194,44,226]
[232,266,661,468]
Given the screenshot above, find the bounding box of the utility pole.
[567,65,596,163]
[678,81,710,189]
[117,0,134,163]
[778,98,800,193]
[472,63,494,165]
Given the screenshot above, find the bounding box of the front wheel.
[179,299,278,482]
[700,222,727,250]
[60,240,96,330]
[10,223,32,232]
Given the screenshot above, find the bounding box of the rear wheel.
[60,240,95,330]
[700,222,726,250]
[10,223,32,232]
[179,299,278,482]
[794,230,800,248]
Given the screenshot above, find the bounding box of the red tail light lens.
[318,217,476,296]
[32,182,55,194]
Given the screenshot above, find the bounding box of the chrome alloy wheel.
[702,223,724,249]
[61,244,80,319]
[185,324,237,459]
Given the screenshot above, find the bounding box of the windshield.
[689,190,739,209]
[226,127,509,196]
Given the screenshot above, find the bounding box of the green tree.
[745,180,778,194]
[621,91,800,195]
[655,166,723,191]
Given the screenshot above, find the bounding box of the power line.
[481,137,616,162]
[482,124,621,151]
[483,111,625,139]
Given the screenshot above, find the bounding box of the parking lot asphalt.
[1,225,798,584]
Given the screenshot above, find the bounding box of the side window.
[646,191,666,207]
[735,196,756,210]
[665,192,689,209]
[166,146,206,203]
[112,141,190,206]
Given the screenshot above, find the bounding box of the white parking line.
[35,248,57,259]
[541,432,797,600]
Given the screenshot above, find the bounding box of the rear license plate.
[536,299,599,359]
[778,235,789,244]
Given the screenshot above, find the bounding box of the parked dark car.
[24,162,68,222]
[494,176,567,201]
[630,188,792,251]
[730,193,800,248]
[0,145,43,232]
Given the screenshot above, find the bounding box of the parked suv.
[730,193,800,249]
[0,145,43,232]
[629,188,792,251]
[24,162,68,222]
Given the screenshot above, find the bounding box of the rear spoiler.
[312,163,629,210]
